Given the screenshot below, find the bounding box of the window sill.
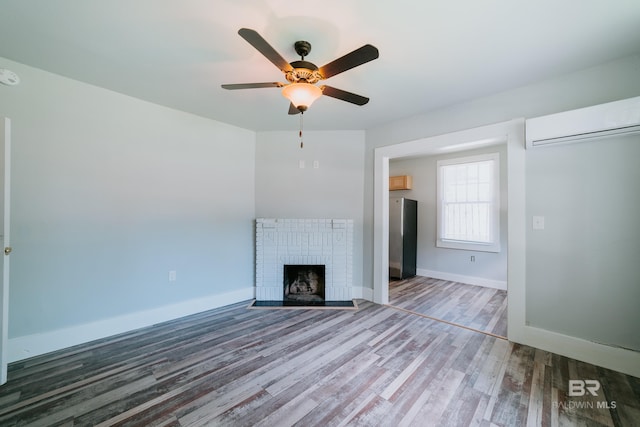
[437,239,501,253]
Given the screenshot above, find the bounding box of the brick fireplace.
[255,219,354,301]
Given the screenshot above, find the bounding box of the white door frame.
[1,117,11,385]
[372,119,527,343]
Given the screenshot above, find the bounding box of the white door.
[0,117,11,385]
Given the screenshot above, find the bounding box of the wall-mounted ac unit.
[525,96,640,148]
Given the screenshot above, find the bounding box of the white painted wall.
[389,144,508,288]
[0,57,256,360]
[254,131,365,295]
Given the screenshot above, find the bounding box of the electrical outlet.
[168,270,177,282]
[532,216,545,230]
[470,256,475,262]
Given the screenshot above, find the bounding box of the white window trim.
[436,152,501,253]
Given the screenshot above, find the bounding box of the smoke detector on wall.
[0,69,20,86]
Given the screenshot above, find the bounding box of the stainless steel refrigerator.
[389,197,418,279]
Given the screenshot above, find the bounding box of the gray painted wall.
[254,131,365,290]
[0,58,256,338]
[3,51,640,355]
[364,54,640,351]
[389,144,508,283]
[526,134,640,351]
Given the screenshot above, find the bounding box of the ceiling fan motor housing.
[286,41,323,83]
[286,60,322,84]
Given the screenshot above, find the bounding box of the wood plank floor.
[389,276,508,338]
[1,300,639,426]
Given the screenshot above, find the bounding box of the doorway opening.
[373,119,527,343]
[387,147,507,337]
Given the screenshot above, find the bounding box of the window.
[436,152,500,252]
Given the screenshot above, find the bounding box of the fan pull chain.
[299,112,304,148]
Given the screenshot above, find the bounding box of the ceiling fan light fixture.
[282,82,322,111]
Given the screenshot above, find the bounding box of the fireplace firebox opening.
[284,265,325,304]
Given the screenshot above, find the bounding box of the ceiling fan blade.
[238,28,293,73]
[321,85,370,106]
[288,103,301,115]
[319,44,379,79]
[221,82,284,90]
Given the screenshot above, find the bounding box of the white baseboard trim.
[11,284,637,378]
[515,324,640,379]
[417,268,507,291]
[8,286,255,363]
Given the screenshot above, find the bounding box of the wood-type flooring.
[389,276,508,338]
[1,298,638,426]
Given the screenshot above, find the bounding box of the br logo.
[568,380,601,397]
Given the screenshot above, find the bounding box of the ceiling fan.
[221,28,379,115]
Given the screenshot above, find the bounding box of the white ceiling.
[1,1,639,131]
